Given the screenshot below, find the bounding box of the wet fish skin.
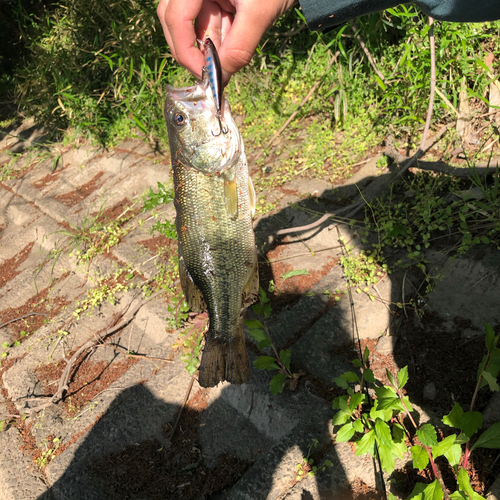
[165,71,258,387]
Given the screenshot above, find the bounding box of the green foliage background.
[1,1,499,173]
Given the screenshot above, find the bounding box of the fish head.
[165,70,241,175]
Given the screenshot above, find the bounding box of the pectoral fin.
[224,177,238,218]
[248,176,256,217]
[179,255,206,312]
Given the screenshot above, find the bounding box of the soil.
[0,274,70,341]
[138,234,177,258]
[55,171,104,207]
[0,241,34,289]
[34,353,140,417]
[91,388,252,499]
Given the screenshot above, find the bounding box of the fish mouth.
[165,70,210,106]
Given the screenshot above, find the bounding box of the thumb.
[218,2,290,76]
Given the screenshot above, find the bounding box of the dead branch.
[165,370,197,448]
[0,312,47,330]
[385,136,500,175]
[20,290,166,415]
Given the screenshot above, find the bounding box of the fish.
[164,66,259,388]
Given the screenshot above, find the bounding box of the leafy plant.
[296,438,333,481]
[142,182,177,240]
[332,321,500,499]
[245,287,300,395]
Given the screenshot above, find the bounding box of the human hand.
[157,0,297,81]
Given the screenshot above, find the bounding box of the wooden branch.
[385,137,500,176]
[20,290,166,415]
[0,312,47,330]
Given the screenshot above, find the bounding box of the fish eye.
[173,112,187,127]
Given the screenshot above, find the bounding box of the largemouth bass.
[165,68,259,388]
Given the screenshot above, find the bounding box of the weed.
[35,436,61,469]
[295,438,333,481]
[245,287,300,395]
[331,321,500,499]
[142,182,177,240]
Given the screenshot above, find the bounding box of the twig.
[103,343,174,363]
[166,370,198,447]
[0,312,47,330]
[20,290,166,415]
[350,21,386,85]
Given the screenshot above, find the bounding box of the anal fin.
[179,255,206,313]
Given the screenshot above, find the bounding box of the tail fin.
[198,329,251,388]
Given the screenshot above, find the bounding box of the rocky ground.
[0,119,500,500]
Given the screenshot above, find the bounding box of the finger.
[218,4,277,76]
[195,1,223,49]
[157,0,205,77]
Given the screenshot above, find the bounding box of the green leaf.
[126,273,134,280]
[417,424,438,447]
[332,395,348,410]
[411,445,429,470]
[407,482,428,499]
[443,443,462,467]
[422,479,444,500]
[279,349,291,371]
[351,359,363,368]
[254,356,279,370]
[460,411,483,438]
[397,366,409,389]
[340,371,360,383]
[336,422,355,442]
[377,442,395,473]
[363,346,370,364]
[349,392,363,410]
[386,369,396,386]
[449,492,467,500]
[248,328,267,342]
[470,422,500,452]
[338,395,350,414]
[355,429,375,457]
[258,286,270,304]
[457,468,485,499]
[455,432,470,445]
[332,410,351,426]
[353,419,364,433]
[364,368,375,383]
[443,402,464,429]
[269,373,287,395]
[258,338,273,350]
[432,434,456,460]
[481,370,499,392]
[484,321,497,351]
[280,269,308,281]
[334,377,349,389]
[375,419,392,446]
[245,319,264,329]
